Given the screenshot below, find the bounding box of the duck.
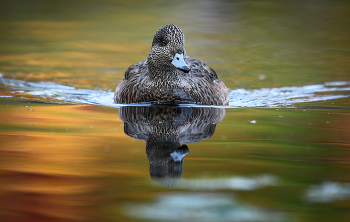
[114,24,229,105]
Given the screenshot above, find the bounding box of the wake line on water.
[0,75,349,108]
[229,82,350,107]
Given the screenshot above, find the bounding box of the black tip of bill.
[172,53,191,73]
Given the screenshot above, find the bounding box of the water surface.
[1,1,350,222]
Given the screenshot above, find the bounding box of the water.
[1,75,349,107]
[1,0,350,222]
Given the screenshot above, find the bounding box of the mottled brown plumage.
[114,24,229,105]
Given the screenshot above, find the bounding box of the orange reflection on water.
[0,102,146,222]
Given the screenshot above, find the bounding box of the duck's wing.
[184,56,229,105]
[185,56,218,81]
[124,59,148,80]
[114,59,149,104]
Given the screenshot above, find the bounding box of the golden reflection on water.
[1,97,350,221]
[0,101,148,221]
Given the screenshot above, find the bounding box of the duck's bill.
[172,53,191,73]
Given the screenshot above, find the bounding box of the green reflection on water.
[1,0,349,90]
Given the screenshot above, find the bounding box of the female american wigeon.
[114,24,229,105]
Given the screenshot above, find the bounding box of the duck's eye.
[162,40,167,46]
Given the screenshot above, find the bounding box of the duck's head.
[148,24,191,75]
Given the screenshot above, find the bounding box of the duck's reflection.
[118,106,226,187]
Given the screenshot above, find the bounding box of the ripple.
[1,75,349,108]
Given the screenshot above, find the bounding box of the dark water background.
[1,0,350,221]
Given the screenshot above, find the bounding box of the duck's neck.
[148,61,181,83]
